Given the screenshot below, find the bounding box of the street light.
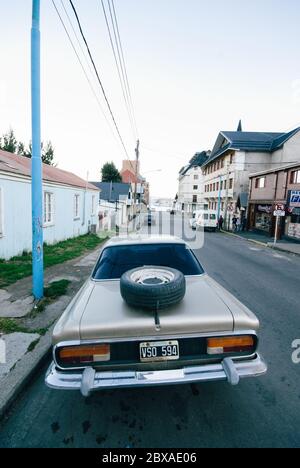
[31,0,44,299]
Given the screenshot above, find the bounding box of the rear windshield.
[92,243,204,280]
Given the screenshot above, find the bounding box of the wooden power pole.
[133,140,140,216]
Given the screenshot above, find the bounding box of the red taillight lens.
[207,336,254,355]
[58,344,110,365]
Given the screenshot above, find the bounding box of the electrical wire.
[51,0,120,147]
[68,0,130,160]
[110,0,139,138]
[100,0,136,141]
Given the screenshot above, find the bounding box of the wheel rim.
[130,268,175,286]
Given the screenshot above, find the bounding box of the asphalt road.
[1,217,300,448]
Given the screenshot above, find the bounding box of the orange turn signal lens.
[59,344,110,364]
[207,336,254,355]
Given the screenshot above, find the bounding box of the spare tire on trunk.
[120,266,186,310]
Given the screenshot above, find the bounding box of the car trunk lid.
[79,275,234,341]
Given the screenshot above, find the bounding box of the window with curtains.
[74,194,80,219]
[43,192,54,225]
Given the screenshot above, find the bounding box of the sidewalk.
[0,241,106,418]
[223,230,300,256]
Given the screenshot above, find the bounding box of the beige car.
[45,235,267,397]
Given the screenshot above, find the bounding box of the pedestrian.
[232,215,237,232]
[242,217,247,232]
[236,217,241,232]
[218,215,224,231]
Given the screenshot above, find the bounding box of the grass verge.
[0,234,106,288]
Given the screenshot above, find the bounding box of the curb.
[220,230,268,248]
[221,230,300,256]
[0,326,54,420]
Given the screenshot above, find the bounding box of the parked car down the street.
[45,235,267,397]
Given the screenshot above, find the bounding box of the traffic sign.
[275,203,285,211]
[273,210,285,217]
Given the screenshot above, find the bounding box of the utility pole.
[31,0,44,299]
[133,139,140,219]
[223,162,230,231]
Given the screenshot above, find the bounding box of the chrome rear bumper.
[45,354,267,397]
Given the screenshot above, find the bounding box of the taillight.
[57,344,110,367]
[207,336,255,355]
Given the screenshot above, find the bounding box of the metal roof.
[91,182,131,202]
[204,127,300,166]
[0,149,99,191]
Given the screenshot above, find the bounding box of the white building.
[177,152,209,214]
[202,124,300,228]
[0,149,99,260]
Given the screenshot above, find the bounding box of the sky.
[1,0,300,198]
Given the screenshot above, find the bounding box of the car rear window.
[92,243,204,280]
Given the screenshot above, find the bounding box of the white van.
[195,211,218,232]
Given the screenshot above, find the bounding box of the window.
[220,181,223,190]
[92,244,204,280]
[221,159,225,168]
[216,182,219,191]
[193,185,198,190]
[230,154,234,164]
[290,170,300,184]
[193,195,198,203]
[43,192,54,225]
[217,161,220,170]
[213,183,216,191]
[0,188,3,236]
[92,195,96,215]
[194,175,199,180]
[255,177,266,189]
[210,184,213,191]
[229,179,233,189]
[224,180,227,190]
[74,194,80,219]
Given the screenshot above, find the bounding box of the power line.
[100,0,136,141]
[60,0,95,78]
[68,0,130,159]
[51,0,119,145]
[110,0,139,138]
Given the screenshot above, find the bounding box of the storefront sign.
[290,191,300,208]
[258,205,272,214]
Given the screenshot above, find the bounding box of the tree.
[0,128,18,153]
[101,162,122,183]
[1,129,55,166]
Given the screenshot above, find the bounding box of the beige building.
[202,124,300,228]
[177,152,209,214]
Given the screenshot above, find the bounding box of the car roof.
[104,235,187,248]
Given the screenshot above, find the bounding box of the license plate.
[140,341,179,362]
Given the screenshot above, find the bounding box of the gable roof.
[91,181,131,202]
[179,151,209,176]
[0,149,99,191]
[204,127,300,166]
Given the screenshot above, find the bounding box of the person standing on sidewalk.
[232,215,238,232]
[236,217,241,232]
[218,215,224,231]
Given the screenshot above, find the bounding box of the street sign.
[275,203,285,211]
[273,210,285,217]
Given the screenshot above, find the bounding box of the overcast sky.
[1,0,300,197]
